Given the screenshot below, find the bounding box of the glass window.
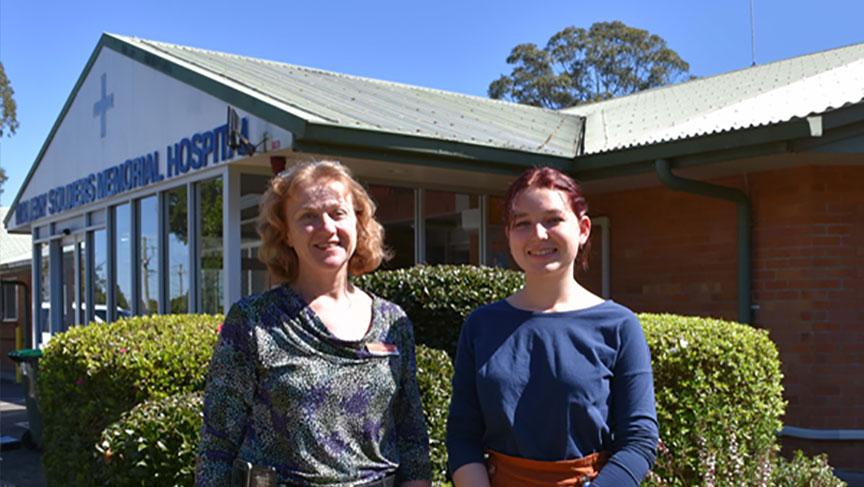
[198,177,224,314]
[89,209,106,227]
[240,174,273,297]
[62,241,75,331]
[93,229,108,322]
[115,203,133,317]
[486,195,515,269]
[425,190,480,265]
[38,244,50,335]
[1,283,17,321]
[139,196,158,315]
[77,239,87,325]
[368,185,415,269]
[166,186,189,313]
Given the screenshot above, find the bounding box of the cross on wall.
[93,73,114,138]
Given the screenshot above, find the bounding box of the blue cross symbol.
[93,73,114,138]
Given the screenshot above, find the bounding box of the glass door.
[61,234,88,330]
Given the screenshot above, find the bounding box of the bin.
[7,348,44,447]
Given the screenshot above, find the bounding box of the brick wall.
[0,267,33,378]
[749,165,864,469]
[582,164,864,470]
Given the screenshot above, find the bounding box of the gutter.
[654,159,752,324]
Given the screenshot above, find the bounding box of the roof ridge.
[565,40,864,113]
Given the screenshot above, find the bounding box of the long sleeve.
[195,303,257,486]
[392,312,433,483]
[444,300,658,487]
[445,316,486,474]
[592,315,659,487]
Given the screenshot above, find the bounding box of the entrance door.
[61,234,88,331]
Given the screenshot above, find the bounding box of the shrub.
[36,314,222,486]
[97,392,203,486]
[771,450,847,487]
[354,265,524,353]
[415,344,455,484]
[639,313,786,486]
[89,345,453,486]
[39,265,846,486]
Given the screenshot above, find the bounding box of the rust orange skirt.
[485,450,611,487]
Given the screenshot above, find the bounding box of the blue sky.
[1,0,862,207]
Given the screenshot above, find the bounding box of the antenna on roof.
[750,0,757,66]
[227,106,258,155]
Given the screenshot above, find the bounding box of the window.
[38,244,50,335]
[114,203,133,317]
[425,190,480,265]
[166,186,189,313]
[198,177,223,314]
[240,174,273,297]
[92,228,108,321]
[138,196,158,315]
[368,184,415,269]
[1,283,17,321]
[486,195,514,269]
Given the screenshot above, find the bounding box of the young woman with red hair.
[447,167,658,487]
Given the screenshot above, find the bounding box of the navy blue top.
[446,300,658,487]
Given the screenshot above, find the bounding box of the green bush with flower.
[97,391,204,486]
[36,313,222,486]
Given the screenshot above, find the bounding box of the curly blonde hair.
[257,160,390,284]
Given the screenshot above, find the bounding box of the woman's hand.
[452,463,491,487]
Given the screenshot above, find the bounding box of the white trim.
[779,426,864,441]
[590,216,611,299]
[223,166,242,313]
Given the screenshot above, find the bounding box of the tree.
[1,60,18,199]
[0,61,17,137]
[489,21,692,109]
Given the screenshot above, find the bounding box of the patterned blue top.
[446,299,658,487]
[196,284,432,486]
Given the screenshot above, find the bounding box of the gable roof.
[564,42,864,154]
[6,34,864,230]
[109,34,584,159]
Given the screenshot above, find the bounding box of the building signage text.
[15,118,249,226]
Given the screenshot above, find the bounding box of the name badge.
[365,342,399,356]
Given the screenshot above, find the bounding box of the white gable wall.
[10,46,291,231]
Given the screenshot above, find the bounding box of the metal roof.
[0,207,32,266]
[114,35,584,159]
[563,42,864,154]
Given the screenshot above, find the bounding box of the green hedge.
[93,346,453,487]
[36,314,222,486]
[35,265,846,486]
[353,264,524,354]
[415,345,455,484]
[97,391,203,486]
[639,313,786,486]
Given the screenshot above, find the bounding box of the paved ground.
[1,378,45,487]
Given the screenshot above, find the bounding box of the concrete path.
[0,378,46,487]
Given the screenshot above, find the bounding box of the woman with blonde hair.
[197,160,432,487]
